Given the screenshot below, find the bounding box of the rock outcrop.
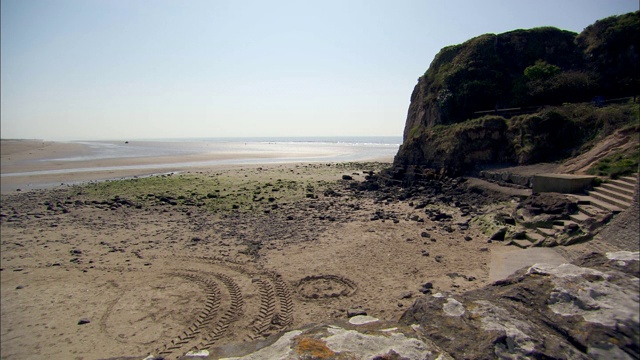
[394,11,639,176]
[399,251,639,359]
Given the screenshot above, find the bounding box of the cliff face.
[396,11,639,176]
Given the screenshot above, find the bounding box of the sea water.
[64,136,402,164]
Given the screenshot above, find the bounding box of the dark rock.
[464,236,473,241]
[490,227,507,241]
[399,291,414,299]
[347,308,367,318]
[77,318,91,325]
[341,175,353,180]
[420,282,433,294]
[420,232,430,238]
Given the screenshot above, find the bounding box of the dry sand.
[0,140,554,359]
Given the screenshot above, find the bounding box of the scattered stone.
[420,231,430,238]
[77,318,91,325]
[348,315,379,325]
[420,282,433,294]
[464,236,472,241]
[15,285,25,289]
[347,308,367,318]
[435,255,444,263]
[399,291,414,299]
[490,227,507,241]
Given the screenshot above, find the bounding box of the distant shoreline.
[0,139,396,193]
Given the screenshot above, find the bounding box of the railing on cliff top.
[471,96,637,119]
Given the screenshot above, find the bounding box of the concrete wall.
[532,174,596,194]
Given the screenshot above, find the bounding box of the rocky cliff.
[395,11,639,176]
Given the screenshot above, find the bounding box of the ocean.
[66,136,403,165]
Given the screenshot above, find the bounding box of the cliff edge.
[395,11,639,177]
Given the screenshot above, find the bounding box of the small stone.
[16,285,25,289]
[420,282,433,294]
[435,255,444,263]
[399,291,414,299]
[490,227,507,241]
[421,232,430,238]
[347,308,367,318]
[464,236,472,241]
[78,318,91,325]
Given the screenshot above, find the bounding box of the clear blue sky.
[1,0,637,141]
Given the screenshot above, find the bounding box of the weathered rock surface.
[185,319,451,360]
[400,251,639,359]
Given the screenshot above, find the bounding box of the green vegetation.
[79,173,311,213]
[74,162,388,213]
[397,11,640,175]
[587,149,640,178]
[396,101,639,175]
[412,11,639,126]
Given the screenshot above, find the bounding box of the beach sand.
[0,140,559,359]
[1,139,353,194]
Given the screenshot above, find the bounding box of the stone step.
[571,195,623,214]
[608,177,637,191]
[599,182,635,198]
[618,174,638,186]
[536,227,557,237]
[576,204,599,217]
[569,211,591,224]
[591,187,634,204]
[527,231,546,242]
[588,190,632,210]
[569,194,622,216]
[512,239,533,249]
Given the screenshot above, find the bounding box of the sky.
[1,0,638,141]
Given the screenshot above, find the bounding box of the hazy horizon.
[2,0,638,141]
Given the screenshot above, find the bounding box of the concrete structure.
[532,173,596,194]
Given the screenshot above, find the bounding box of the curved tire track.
[156,273,221,358]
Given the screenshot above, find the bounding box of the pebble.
[78,318,91,325]
[347,308,367,318]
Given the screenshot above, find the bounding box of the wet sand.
[1,139,391,193]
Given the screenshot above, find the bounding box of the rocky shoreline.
[2,162,638,359]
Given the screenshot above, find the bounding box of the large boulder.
[399,251,639,359]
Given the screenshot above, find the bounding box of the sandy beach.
[0,139,601,359]
[1,139,396,194]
